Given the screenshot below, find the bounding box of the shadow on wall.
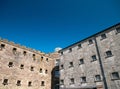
[51,66,59,89]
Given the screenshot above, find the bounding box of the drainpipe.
[94,37,108,89]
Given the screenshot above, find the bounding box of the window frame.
[105,50,113,58]
[70,78,74,85]
[79,58,84,65]
[111,72,120,80]
[101,34,107,40]
[91,55,97,62]
[8,62,13,67]
[81,76,87,83]
[69,62,73,68]
[94,75,101,82]
[16,80,21,86]
[2,79,8,85]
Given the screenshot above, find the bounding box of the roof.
[59,23,120,52]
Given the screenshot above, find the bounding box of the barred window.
[111,72,119,80]
[95,75,101,82]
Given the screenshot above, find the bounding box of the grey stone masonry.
[59,23,120,89]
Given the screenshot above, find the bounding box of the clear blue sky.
[0,0,120,53]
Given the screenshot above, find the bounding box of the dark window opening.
[95,75,101,82]
[20,64,24,69]
[116,27,120,33]
[33,54,36,60]
[16,80,21,86]
[69,48,72,52]
[8,62,13,67]
[81,77,86,83]
[46,58,48,62]
[111,72,119,80]
[60,80,64,85]
[28,81,32,86]
[3,79,8,85]
[30,66,34,71]
[69,62,73,67]
[101,34,107,39]
[13,48,17,54]
[41,81,45,86]
[61,64,64,69]
[91,55,97,61]
[70,78,74,84]
[41,56,43,61]
[78,44,82,49]
[45,70,48,74]
[106,51,113,58]
[88,39,93,45]
[23,51,27,56]
[40,68,42,73]
[61,52,63,55]
[79,59,84,65]
[0,44,5,49]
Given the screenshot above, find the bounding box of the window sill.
[81,82,87,84]
[100,38,107,41]
[105,55,113,58]
[69,66,74,68]
[69,83,74,85]
[111,78,120,81]
[94,80,102,82]
[79,63,84,65]
[91,60,97,62]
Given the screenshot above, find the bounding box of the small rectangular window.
[69,62,73,67]
[60,80,64,85]
[70,78,74,85]
[0,44,5,49]
[116,27,120,33]
[61,64,64,69]
[46,58,48,62]
[111,72,119,80]
[81,77,86,83]
[28,81,32,86]
[69,48,72,52]
[41,56,43,61]
[20,64,24,69]
[16,80,21,86]
[45,70,48,74]
[106,51,113,58]
[91,55,97,61]
[78,44,82,49]
[41,81,45,86]
[3,79,8,85]
[8,62,13,67]
[40,68,42,73]
[30,66,34,71]
[101,34,107,40]
[95,75,101,82]
[33,54,36,61]
[88,39,93,45]
[13,48,17,54]
[79,59,84,65]
[23,51,27,56]
[61,52,63,55]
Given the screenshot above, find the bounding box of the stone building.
[0,39,57,89]
[59,23,120,89]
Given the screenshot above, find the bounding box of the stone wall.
[59,23,120,89]
[0,39,55,89]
